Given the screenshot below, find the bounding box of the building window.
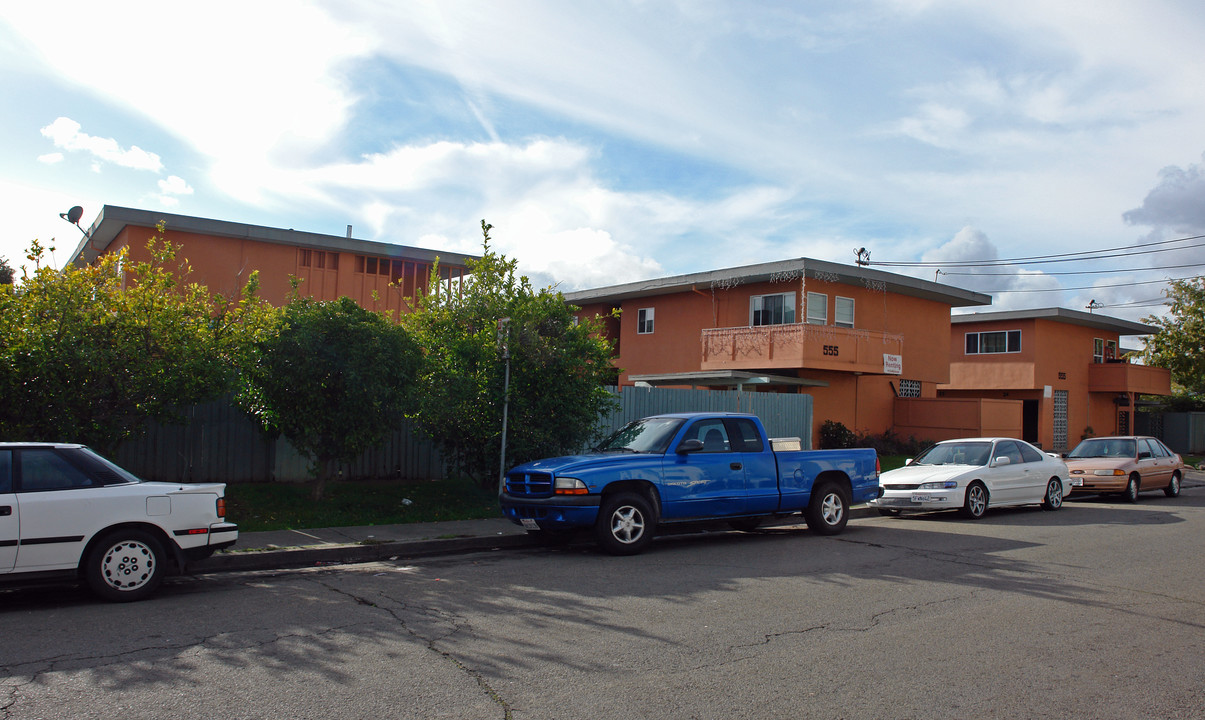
[805,292,827,325]
[1093,338,1104,363]
[834,296,854,328]
[299,249,312,267]
[637,308,655,334]
[965,329,1021,354]
[898,379,921,398]
[1106,340,1118,361]
[750,293,795,326]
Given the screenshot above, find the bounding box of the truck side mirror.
[676,439,704,454]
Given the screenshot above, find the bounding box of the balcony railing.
[701,324,904,375]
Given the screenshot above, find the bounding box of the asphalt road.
[3,488,1203,720]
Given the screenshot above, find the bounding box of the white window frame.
[1093,338,1104,363]
[806,292,827,325]
[637,307,654,335]
[749,293,796,326]
[834,296,855,328]
[965,329,1021,355]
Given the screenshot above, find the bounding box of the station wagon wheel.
[85,529,166,602]
[1165,471,1181,498]
[961,482,988,519]
[1041,478,1064,510]
[595,492,657,555]
[1122,474,1140,503]
[805,482,849,535]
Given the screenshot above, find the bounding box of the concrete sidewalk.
[193,468,1205,575]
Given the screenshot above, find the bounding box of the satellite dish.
[60,205,84,225]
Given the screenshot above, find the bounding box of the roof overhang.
[628,370,829,389]
[564,257,991,308]
[950,307,1153,336]
[67,205,479,268]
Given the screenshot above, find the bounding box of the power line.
[939,260,1205,276]
[992,274,1203,293]
[870,233,1205,268]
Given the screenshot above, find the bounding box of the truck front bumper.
[499,492,602,529]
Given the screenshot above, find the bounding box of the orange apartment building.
[936,308,1171,452]
[66,205,474,314]
[564,258,992,448]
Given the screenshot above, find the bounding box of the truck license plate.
[520,518,540,530]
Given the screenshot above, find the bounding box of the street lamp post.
[497,317,511,495]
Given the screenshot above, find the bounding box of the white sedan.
[869,438,1071,519]
[1,443,238,601]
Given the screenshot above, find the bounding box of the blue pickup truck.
[500,412,880,554]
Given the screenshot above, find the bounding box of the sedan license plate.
[1069,478,1083,487]
[911,493,935,502]
[520,518,540,530]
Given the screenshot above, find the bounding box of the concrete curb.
[194,506,885,575]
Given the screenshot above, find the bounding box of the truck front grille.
[506,472,554,497]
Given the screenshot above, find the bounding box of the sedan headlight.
[918,480,958,490]
[1093,469,1126,476]
[554,477,589,495]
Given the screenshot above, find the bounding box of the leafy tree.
[0,234,275,453]
[1143,277,1205,396]
[403,221,618,489]
[237,294,421,499]
[0,255,13,285]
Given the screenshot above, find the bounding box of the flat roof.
[67,205,478,268]
[563,257,992,308]
[950,307,1154,335]
[628,370,830,389]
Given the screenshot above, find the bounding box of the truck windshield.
[595,418,684,454]
[912,442,992,467]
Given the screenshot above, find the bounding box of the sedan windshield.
[595,418,684,454]
[1067,438,1136,459]
[912,441,992,467]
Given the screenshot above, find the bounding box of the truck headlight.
[554,477,589,495]
[919,480,957,490]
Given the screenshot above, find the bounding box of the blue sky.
[3,0,1204,324]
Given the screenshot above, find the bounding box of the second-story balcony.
[701,324,904,375]
[1088,361,1171,396]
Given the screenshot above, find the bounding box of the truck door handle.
[0,506,10,516]
[730,463,743,471]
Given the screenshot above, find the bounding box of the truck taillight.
[216,497,226,519]
[875,456,881,477]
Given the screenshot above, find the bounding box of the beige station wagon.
[1063,436,1184,502]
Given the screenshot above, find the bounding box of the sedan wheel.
[1165,472,1181,498]
[961,482,988,519]
[1122,474,1140,503]
[85,530,166,602]
[1041,478,1063,510]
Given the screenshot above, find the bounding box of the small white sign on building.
[883,353,903,375]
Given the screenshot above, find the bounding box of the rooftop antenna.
[854,247,871,266]
[1086,299,1103,313]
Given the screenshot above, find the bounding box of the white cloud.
[37,153,63,164]
[39,117,162,172]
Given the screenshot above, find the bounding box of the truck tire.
[595,492,656,555]
[805,482,849,535]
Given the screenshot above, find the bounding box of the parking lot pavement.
[196,467,1205,575]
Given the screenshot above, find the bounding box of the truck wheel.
[805,482,849,535]
[84,529,166,602]
[595,492,656,555]
[961,482,988,519]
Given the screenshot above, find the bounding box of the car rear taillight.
[216,497,226,519]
